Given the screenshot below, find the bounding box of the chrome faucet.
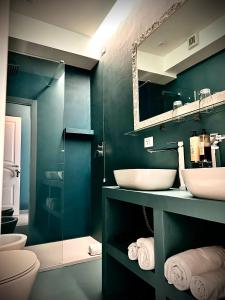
[147,141,186,190]
[210,133,225,168]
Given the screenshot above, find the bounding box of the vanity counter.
[103,186,225,224]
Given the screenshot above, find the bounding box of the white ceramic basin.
[182,167,225,201]
[0,234,27,251]
[114,169,177,191]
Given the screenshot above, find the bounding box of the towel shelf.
[103,187,225,300]
[107,242,156,286]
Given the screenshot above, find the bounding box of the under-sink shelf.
[165,283,195,300]
[103,187,225,300]
[106,242,156,287]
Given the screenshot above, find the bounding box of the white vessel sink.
[182,167,225,201]
[114,169,177,191]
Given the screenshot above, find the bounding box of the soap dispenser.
[199,129,212,167]
[190,131,200,167]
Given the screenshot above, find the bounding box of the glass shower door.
[5,52,65,269]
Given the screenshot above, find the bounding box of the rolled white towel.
[128,242,139,260]
[164,246,225,291]
[190,268,225,300]
[137,237,155,270]
[88,243,102,256]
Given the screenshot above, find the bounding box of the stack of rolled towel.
[164,246,225,300]
[128,237,155,270]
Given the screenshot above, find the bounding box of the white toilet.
[0,234,27,251]
[0,250,40,300]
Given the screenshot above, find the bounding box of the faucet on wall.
[210,133,225,168]
[147,141,186,190]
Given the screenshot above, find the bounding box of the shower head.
[8,63,20,75]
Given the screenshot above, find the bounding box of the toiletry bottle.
[190,131,200,167]
[199,129,212,166]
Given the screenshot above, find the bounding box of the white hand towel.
[137,237,155,270]
[88,243,102,256]
[128,242,139,260]
[190,268,225,300]
[164,246,225,291]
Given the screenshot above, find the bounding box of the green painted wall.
[90,0,225,241]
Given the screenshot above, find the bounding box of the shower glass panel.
[4,51,64,267]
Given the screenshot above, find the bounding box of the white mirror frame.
[132,0,225,131]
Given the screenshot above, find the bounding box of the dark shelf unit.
[102,187,225,300]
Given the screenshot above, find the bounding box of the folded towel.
[88,243,102,256]
[128,242,139,260]
[190,268,225,300]
[137,237,155,270]
[164,246,225,291]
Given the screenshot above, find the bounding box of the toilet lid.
[0,250,38,284]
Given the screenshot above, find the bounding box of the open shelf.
[103,254,155,299]
[163,212,225,260]
[107,242,156,287]
[165,284,194,300]
[103,187,225,300]
[64,127,94,136]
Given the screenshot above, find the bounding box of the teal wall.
[90,0,225,241]
[63,65,92,239]
[6,103,31,210]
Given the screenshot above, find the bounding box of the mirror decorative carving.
[132,0,225,131]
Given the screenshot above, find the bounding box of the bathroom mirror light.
[132,0,225,131]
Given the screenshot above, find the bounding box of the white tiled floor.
[26,236,101,272]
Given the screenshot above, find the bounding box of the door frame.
[6,96,37,225]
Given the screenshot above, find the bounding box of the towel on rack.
[190,268,225,300]
[128,242,139,260]
[137,237,155,270]
[164,246,225,291]
[88,243,102,256]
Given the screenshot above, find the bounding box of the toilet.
[1,207,14,216]
[1,216,18,233]
[0,234,27,251]
[0,250,40,300]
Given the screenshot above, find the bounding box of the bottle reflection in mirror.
[198,88,214,114]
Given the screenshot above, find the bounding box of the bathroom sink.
[114,169,177,191]
[182,167,225,201]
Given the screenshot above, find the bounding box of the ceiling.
[10,0,117,37]
[139,0,225,56]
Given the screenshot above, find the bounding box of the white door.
[3,116,21,216]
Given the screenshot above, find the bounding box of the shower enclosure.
[3,52,65,267]
[3,51,100,271]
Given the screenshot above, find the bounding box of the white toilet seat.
[0,250,38,284]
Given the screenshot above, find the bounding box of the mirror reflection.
[136,0,225,125]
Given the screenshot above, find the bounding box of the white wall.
[9,12,98,59]
[0,0,10,232]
